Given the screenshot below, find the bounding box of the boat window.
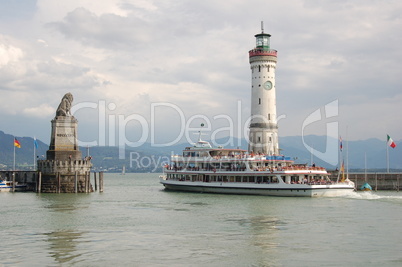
[291,176,299,184]
[259,98,261,105]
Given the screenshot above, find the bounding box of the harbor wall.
[0,170,104,193]
[329,172,401,191]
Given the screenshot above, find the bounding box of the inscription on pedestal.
[51,117,78,151]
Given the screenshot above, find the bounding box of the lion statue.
[55,92,74,117]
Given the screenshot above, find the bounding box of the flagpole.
[346,126,349,180]
[337,136,342,183]
[13,136,16,171]
[310,142,314,166]
[386,138,389,173]
[34,137,36,170]
[365,152,367,182]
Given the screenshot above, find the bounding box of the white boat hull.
[0,185,27,192]
[0,180,28,192]
[160,179,354,197]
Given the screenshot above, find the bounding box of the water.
[1,173,402,266]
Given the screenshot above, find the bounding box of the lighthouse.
[248,25,279,155]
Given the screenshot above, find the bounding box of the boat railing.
[172,154,295,162]
[164,165,326,173]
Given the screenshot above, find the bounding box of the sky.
[1,0,402,148]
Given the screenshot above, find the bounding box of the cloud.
[22,103,55,117]
[1,0,402,144]
[0,41,24,66]
[47,7,153,50]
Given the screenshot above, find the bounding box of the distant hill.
[1,130,401,172]
[0,131,48,169]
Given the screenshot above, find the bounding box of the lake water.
[1,173,402,266]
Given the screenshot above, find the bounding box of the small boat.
[0,179,27,192]
[159,138,355,197]
[360,182,372,191]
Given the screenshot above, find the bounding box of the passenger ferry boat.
[160,137,355,197]
[160,27,355,197]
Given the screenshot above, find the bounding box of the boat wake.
[344,191,402,200]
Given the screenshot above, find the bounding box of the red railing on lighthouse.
[249,48,277,57]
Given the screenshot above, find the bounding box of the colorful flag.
[339,136,343,151]
[387,134,396,148]
[34,137,38,149]
[14,138,21,148]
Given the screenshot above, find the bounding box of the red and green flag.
[387,134,396,148]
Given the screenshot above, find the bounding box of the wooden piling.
[12,172,15,192]
[99,172,104,192]
[94,172,97,191]
[84,171,88,193]
[38,172,42,193]
[74,171,78,193]
[57,172,61,193]
[87,172,91,192]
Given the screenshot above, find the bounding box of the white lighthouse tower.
[248,24,279,155]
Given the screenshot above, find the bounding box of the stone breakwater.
[328,172,401,191]
[2,171,401,192]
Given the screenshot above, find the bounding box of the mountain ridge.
[1,130,401,171]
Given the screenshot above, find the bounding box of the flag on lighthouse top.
[387,134,396,148]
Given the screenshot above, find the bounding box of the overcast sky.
[1,0,401,147]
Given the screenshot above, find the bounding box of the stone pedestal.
[47,116,82,161]
[38,114,92,193]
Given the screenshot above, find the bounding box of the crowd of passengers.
[164,164,326,173]
[167,175,333,185]
[165,165,246,172]
[290,178,333,185]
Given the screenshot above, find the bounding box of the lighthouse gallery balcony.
[249,48,277,57]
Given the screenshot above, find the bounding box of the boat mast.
[346,126,349,180]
